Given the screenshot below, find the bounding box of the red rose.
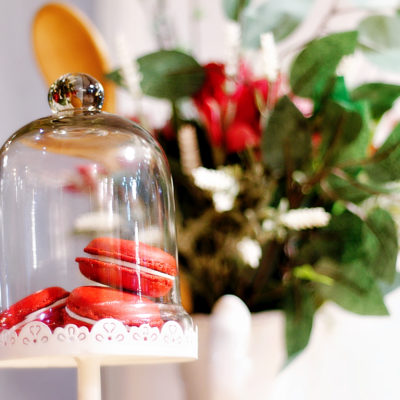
[232,81,265,132]
[193,63,226,147]
[193,62,271,153]
[225,121,260,153]
[194,63,227,106]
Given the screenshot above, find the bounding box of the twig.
[248,240,283,307]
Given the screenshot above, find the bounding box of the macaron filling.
[65,306,96,326]
[88,254,175,281]
[11,297,67,331]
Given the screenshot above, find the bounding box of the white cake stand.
[0,319,198,399]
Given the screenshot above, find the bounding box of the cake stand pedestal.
[76,358,102,400]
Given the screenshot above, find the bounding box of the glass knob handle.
[48,73,104,113]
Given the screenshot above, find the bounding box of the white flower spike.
[74,211,121,233]
[237,237,262,268]
[115,34,142,100]
[260,32,279,82]
[279,207,331,231]
[191,167,239,212]
[225,21,241,78]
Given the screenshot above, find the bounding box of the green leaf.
[365,123,400,182]
[324,210,365,263]
[319,207,397,283]
[316,259,389,316]
[285,285,315,357]
[290,31,358,98]
[324,169,391,203]
[222,0,250,21]
[137,50,205,101]
[335,104,371,165]
[105,51,205,101]
[105,69,124,87]
[319,100,363,160]
[352,83,400,120]
[364,207,398,283]
[330,76,351,104]
[358,15,400,73]
[262,96,311,176]
[241,0,313,48]
[323,280,389,315]
[315,78,371,165]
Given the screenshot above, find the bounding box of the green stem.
[303,111,347,192]
[336,140,400,170]
[171,100,180,133]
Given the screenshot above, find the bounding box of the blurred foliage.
[108,0,400,358]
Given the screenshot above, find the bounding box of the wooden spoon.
[32,2,116,113]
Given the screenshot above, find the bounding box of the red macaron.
[64,285,164,329]
[75,237,177,297]
[0,286,70,333]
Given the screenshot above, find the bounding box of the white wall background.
[0,0,96,138]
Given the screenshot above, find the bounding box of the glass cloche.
[0,73,197,367]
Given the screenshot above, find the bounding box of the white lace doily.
[0,319,197,367]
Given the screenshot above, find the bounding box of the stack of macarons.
[0,237,178,333]
[67,237,178,329]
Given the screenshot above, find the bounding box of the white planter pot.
[180,291,400,400]
[180,310,286,400]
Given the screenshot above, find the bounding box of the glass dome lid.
[0,73,197,367]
